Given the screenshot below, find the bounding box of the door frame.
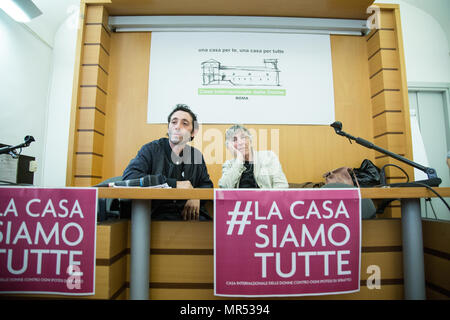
[408,82,450,152]
[408,82,450,220]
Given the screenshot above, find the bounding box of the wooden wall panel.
[97,218,129,259]
[151,221,213,249]
[121,219,406,300]
[423,220,450,299]
[370,70,401,97]
[378,5,396,29]
[366,6,414,217]
[79,87,107,112]
[144,285,404,300]
[84,25,111,53]
[85,3,108,24]
[94,219,129,299]
[368,49,399,77]
[367,31,396,59]
[69,5,416,195]
[76,131,104,154]
[13,220,449,300]
[77,108,106,134]
[70,7,415,203]
[17,218,450,300]
[74,154,103,176]
[82,44,110,73]
[360,218,401,246]
[80,65,108,93]
[373,111,404,137]
[374,133,406,157]
[69,5,111,186]
[123,251,403,285]
[103,32,155,181]
[150,255,214,284]
[72,176,100,187]
[372,90,403,116]
[424,254,450,297]
[102,32,375,185]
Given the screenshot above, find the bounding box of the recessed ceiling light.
[0,0,42,23]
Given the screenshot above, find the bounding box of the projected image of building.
[201,59,280,86]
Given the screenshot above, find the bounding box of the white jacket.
[219,150,289,189]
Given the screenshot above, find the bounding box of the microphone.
[95,175,164,187]
[330,121,342,132]
[23,135,35,147]
[0,135,35,155]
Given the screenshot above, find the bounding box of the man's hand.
[176,180,199,220]
[176,180,193,189]
[182,199,200,220]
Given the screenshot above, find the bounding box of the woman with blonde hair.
[219,124,288,189]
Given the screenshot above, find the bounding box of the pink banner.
[214,189,361,297]
[0,187,97,295]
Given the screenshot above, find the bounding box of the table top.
[97,187,450,200]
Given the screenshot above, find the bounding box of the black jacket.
[123,138,213,220]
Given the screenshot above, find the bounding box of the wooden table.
[98,187,450,300]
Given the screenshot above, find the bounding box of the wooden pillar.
[366,4,414,217]
[68,4,110,187]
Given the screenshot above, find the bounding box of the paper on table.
[112,183,172,188]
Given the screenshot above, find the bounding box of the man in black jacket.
[123,104,213,220]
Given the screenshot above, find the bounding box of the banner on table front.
[214,189,361,297]
[0,187,97,295]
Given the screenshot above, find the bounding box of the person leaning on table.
[219,124,289,189]
[122,104,213,221]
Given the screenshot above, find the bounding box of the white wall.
[0,9,52,186]
[375,0,450,83]
[0,2,78,187]
[41,11,78,187]
[400,0,450,50]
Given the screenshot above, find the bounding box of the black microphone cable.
[374,163,449,215]
[385,181,450,212]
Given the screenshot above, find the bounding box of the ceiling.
[21,0,374,48]
[104,0,374,19]
[24,0,79,47]
[20,0,450,49]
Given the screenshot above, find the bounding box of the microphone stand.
[0,136,35,157]
[330,121,441,187]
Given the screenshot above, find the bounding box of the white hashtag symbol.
[226,201,253,235]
